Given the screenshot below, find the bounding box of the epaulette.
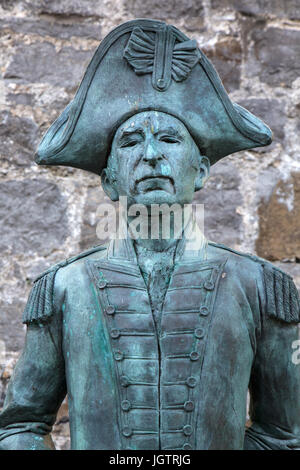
[208,241,300,324]
[23,244,107,325]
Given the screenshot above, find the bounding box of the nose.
[143,140,163,166]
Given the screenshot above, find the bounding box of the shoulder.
[207,241,300,324]
[34,243,108,282]
[208,240,280,270]
[23,244,108,325]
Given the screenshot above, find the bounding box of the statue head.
[101,111,210,208]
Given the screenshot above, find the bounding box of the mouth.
[135,175,175,194]
[135,175,174,186]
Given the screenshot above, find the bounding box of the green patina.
[0,19,299,451]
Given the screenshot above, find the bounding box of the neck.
[126,210,188,253]
[112,210,207,261]
[133,237,178,252]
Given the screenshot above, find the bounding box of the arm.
[0,270,67,450]
[244,265,300,450]
[245,319,300,449]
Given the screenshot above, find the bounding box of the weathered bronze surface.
[0,19,299,450]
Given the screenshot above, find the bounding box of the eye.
[120,139,141,148]
[159,136,180,144]
[121,141,136,148]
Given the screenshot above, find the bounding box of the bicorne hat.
[36,19,272,175]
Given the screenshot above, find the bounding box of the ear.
[101,168,119,201]
[194,155,210,192]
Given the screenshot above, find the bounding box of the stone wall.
[0,0,299,450]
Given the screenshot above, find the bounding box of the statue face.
[102,111,209,207]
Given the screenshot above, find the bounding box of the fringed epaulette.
[208,241,300,324]
[262,263,300,324]
[23,244,107,325]
[23,268,57,325]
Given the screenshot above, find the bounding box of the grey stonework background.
[0,0,299,450]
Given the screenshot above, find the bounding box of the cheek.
[115,150,138,190]
[172,148,197,178]
[115,151,129,174]
[172,150,198,196]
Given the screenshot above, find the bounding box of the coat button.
[110,329,120,339]
[190,351,200,361]
[105,305,115,315]
[122,426,133,437]
[121,400,131,411]
[157,78,165,89]
[199,306,209,316]
[114,350,124,361]
[204,280,214,291]
[120,375,130,387]
[182,443,192,450]
[195,327,204,339]
[98,280,107,289]
[186,376,197,388]
[183,425,193,436]
[184,400,194,412]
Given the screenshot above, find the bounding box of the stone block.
[247,27,300,87]
[211,0,300,20]
[202,37,242,92]
[6,92,34,107]
[0,17,101,40]
[256,172,300,261]
[0,110,39,166]
[32,0,105,18]
[0,0,20,11]
[0,179,68,256]
[0,298,26,354]
[123,0,204,20]
[4,42,94,89]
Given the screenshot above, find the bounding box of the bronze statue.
[0,19,299,450]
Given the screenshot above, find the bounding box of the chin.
[134,191,177,206]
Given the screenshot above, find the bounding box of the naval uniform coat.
[0,224,299,450]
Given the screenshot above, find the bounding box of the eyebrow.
[118,126,182,140]
[155,127,182,138]
[118,128,145,140]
